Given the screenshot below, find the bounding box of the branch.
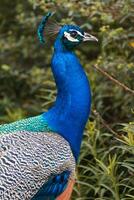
[93,109,122,139]
[92,64,134,95]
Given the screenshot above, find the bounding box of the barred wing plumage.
[0,131,75,200]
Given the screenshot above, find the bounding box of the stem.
[112,176,120,200]
[93,110,118,136]
[92,64,134,95]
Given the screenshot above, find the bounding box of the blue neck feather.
[43,37,91,161]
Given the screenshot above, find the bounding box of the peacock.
[0,12,98,200]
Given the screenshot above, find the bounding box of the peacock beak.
[83,32,98,42]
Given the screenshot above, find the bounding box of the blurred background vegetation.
[0,0,134,199]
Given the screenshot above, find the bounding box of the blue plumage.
[43,50,91,160]
[32,171,70,200]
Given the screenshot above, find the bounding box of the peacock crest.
[37,12,61,44]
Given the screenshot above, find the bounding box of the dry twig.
[92,64,134,95]
[93,109,122,139]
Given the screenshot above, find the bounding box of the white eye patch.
[64,31,79,42]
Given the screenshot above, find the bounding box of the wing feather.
[0,131,75,200]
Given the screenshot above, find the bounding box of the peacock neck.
[43,41,91,161]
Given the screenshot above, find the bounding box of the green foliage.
[74,121,134,199]
[0,0,133,199]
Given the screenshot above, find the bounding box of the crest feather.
[37,12,61,44]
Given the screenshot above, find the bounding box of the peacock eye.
[70,31,78,38]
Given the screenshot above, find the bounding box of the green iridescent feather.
[0,115,52,135]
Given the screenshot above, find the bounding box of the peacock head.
[58,24,98,50]
[38,12,98,51]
